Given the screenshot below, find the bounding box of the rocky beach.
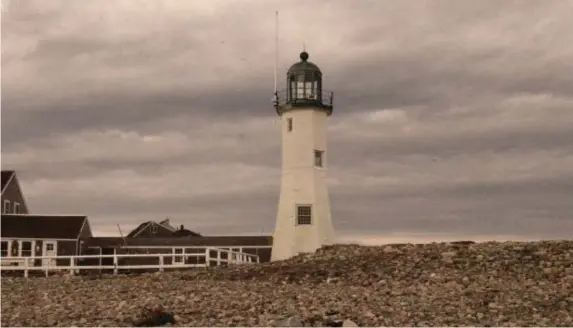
[2,240,572,327]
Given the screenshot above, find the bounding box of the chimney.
[180,224,184,231]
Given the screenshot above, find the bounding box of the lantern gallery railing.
[273,89,334,110]
[0,247,259,278]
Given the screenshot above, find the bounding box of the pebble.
[1,240,572,327]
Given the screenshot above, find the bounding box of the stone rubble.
[1,240,572,326]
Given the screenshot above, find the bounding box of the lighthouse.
[271,51,336,261]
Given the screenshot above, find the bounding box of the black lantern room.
[274,52,333,116]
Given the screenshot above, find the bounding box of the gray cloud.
[2,0,573,242]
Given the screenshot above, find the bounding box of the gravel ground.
[2,240,572,327]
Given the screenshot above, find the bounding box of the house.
[172,225,202,237]
[1,214,93,267]
[0,170,274,272]
[98,219,272,264]
[1,170,29,214]
[125,218,203,238]
[127,218,181,238]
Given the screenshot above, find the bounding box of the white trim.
[87,245,272,249]
[159,218,177,232]
[4,173,31,214]
[20,240,33,257]
[1,237,77,242]
[173,247,184,264]
[3,200,10,214]
[76,218,89,239]
[43,241,57,267]
[0,240,8,257]
[295,204,313,225]
[130,222,152,238]
[1,171,15,194]
[0,213,86,217]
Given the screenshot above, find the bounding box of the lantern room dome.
[274,51,333,116]
[287,51,322,75]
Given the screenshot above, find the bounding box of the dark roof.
[1,170,15,192]
[287,52,322,75]
[1,214,87,239]
[172,229,202,237]
[126,221,150,237]
[159,219,176,231]
[84,236,273,248]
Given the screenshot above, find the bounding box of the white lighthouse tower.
[271,51,336,261]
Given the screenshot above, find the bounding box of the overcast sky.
[2,0,572,243]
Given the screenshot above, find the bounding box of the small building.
[1,170,29,214]
[126,218,202,238]
[1,214,93,267]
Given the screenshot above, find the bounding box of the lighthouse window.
[314,150,324,167]
[287,118,293,131]
[296,205,312,225]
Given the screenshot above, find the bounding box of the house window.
[13,202,20,214]
[314,150,324,167]
[0,241,7,257]
[151,225,158,235]
[46,244,54,251]
[174,248,183,263]
[287,118,293,132]
[296,205,312,225]
[11,241,19,256]
[21,241,32,257]
[3,200,10,214]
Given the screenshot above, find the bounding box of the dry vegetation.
[2,240,572,326]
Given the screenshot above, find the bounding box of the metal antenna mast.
[273,10,279,109]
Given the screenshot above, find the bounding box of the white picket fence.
[0,247,259,278]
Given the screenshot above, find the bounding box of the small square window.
[296,205,312,225]
[21,241,32,257]
[3,200,10,214]
[0,241,7,257]
[151,225,158,235]
[11,241,19,256]
[314,150,324,167]
[46,244,54,251]
[287,118,293,132]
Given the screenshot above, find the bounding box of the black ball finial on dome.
[300,51,309,61]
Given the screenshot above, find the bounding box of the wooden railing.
[0,247,259,278]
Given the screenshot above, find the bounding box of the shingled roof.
[1,214,89,239]
[1,170,15,193]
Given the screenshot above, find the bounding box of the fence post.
[205,248,210,267]
[24,258,29,278]
[69,256,75,276]
[113,254,118,275]
[216,249,221,266]
[159,255,164,272]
